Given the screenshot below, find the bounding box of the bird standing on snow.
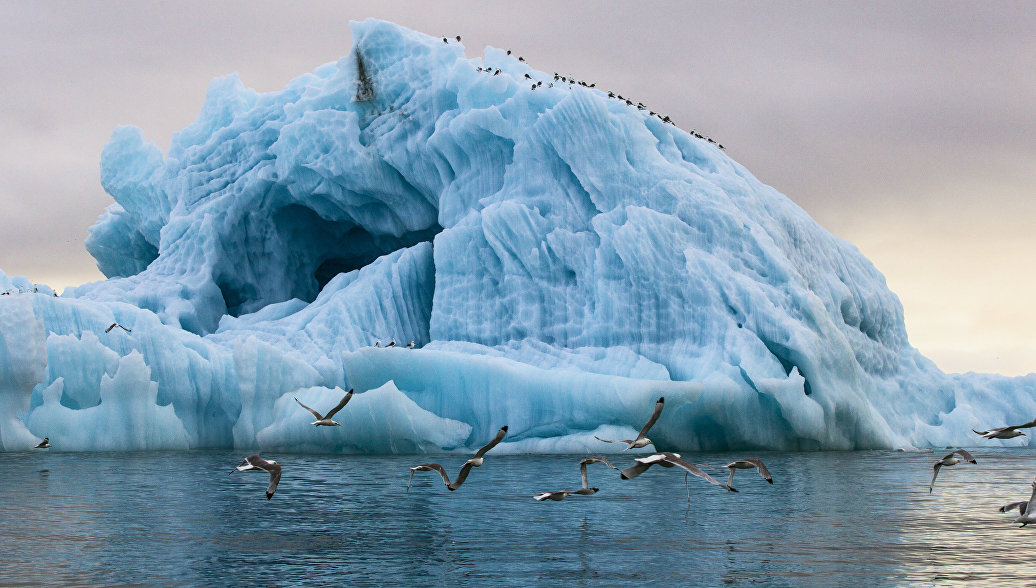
[34,437,51,449]
[294,389,354,426]
[929,449,977,493]
[231,454,282,500]
[594,397,664,450]
[408,426,508,491]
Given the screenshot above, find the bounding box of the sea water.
[2,448,1034,586]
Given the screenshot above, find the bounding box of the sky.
[0,1,1033,376]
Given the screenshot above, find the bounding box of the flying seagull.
[34,437,50,449]
[1011,478,1036,527]
[231,454,282,500]
[929,449,977,493]
[408,426,508,492]
[620,452,737,492]
[533,456,618,501]
[595,397,664,449]
[294,389,354,426]
[105,323,131,333]
[724,458,773,488]
[972,419,1036,439]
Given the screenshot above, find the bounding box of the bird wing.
[999,501,1028,514]
[929,463,942,493]
[1024,480,1036,516]
[744,457,773,483]
[1014,418,1036,429]
[265,463,282,499]
[472,426,508,459]
[294,397,324,420]
[634,397,665,441]
[952,448,977,463]
[972,429,992,436]
[581,456,619,470]
[580,461,590,490]
[409,463,451,489]
[449,462,476,490]
[663,453,736,491]
[323,389,354,419]
[105,323,116,333]
[619,454,668,480]
[620,461,654,480]
[593,436,633,445]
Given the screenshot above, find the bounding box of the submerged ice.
[1,20,1033,453]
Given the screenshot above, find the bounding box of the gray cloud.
[0,0,1032,374]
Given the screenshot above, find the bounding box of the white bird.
[231,454,282,500]
[621,452,737,492]
[374,340,381,347]
[929,449,977,493]
[1012,478,1036,527]
[533,456,618,501]
[595,397,664,449]
[408,426,508,491]
[973,419,1036,439]
[406,341,415,348]
[294,389,354,426]
[724,457,773,488]
[387,339,396,347]
[105,322,131,333]
[34,437,50,449]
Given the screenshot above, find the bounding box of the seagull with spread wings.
[231,454,282,500]
[973,418,1036,439]
[534,456,618,501]
[408,426,508,492]
[621,452,737,492]
[724,457,773,488]
[595,397,664,450]
[294,389,354,427]
[929,449,977,493]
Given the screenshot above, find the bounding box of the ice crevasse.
[1,19,1033,453]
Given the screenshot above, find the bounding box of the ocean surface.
[2,447,1035,586]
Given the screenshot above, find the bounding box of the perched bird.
[374,340,381,347]
[231,454,282,500]
[518,56,525,62]
[620,452,737,492]
[387,339,396,347]
[929,449,977,493]
[442,37,448,43]
[34,437,50,449]
[506,50,511,55]
[455,35,461,42]
[408,426,508,491]
[294,389,354,426]
[724,458,773,488]
[406,341,415,348]
[105,323,131,333]
[493,70,500,76]
[595,397,664,449]
[973,419,1036,439]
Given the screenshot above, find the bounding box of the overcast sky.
[1,1,1033,375]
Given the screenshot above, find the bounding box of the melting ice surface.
[1,19,1033,452]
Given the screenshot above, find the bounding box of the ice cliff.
[1,19,1033,452]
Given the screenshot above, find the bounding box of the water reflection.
[1,448,1035,585]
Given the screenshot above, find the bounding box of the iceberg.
[1,19,1033,453]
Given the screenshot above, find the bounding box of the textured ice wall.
[0,21,1033,452]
